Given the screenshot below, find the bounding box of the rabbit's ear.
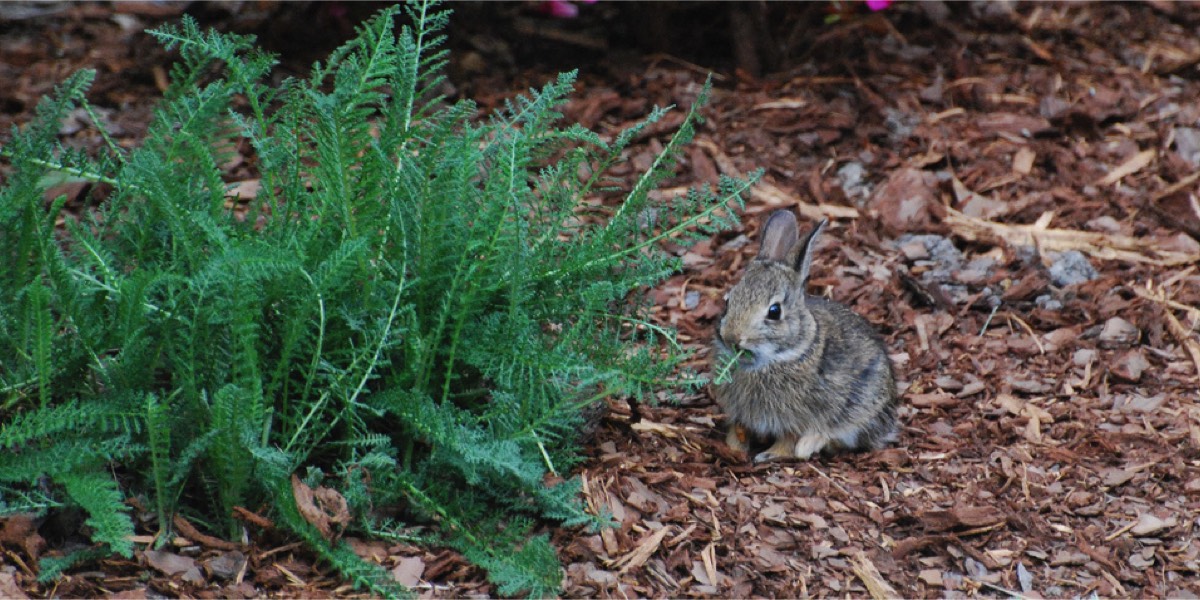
[788,218,828,284]
[759,210,799,262]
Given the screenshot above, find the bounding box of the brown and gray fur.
[713,210,897,463]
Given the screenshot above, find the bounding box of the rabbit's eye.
[766,303,782,320]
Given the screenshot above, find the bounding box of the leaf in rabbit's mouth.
[713,348,748,385]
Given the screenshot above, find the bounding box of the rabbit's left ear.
[788,218,828,284]
[758,210,799,262]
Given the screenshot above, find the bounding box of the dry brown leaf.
[291,474,350,541]
[2,512,46,562]
[976,112,1053,137]
[346,538,390,563]
[144,549,204,583]
[225,179,261,201]
[908,392,959,408]
[908,150,946,168]
[1110,349,1150,382]
[1101,461,1158,488]
[0,513,38,546]
[390,556,426,587]
[203,550,247,582]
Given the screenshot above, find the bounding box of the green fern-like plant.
[0,1,757,595]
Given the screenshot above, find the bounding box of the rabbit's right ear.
[788,218,828,284]
[758,210,799,262]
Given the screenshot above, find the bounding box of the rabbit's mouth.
[732,342,797,371]
[726,343,763,369]
[716,338,756,367]
[727,350,757,370]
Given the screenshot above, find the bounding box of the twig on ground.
[1005,312,1045,355]
[173,514,240,551]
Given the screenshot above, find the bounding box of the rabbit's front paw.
[753,435,801,463]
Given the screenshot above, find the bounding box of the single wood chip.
[611,526,671,574]
[919,505,1005,531]
[851,550,898,600]
[701,543,720,589]
[1096,149,1155,186]
[630,420,683,438]
[1013,146,1036,175]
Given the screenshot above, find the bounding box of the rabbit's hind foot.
[752,433,828,463]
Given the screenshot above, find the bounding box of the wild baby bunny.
[713,210,898,463]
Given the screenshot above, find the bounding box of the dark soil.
[2,1,1200,597]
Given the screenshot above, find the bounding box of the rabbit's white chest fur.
[719,361,826,436]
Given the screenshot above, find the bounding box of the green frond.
[145,391,173,528]
[0,435,142,484]
[456,528,562,598]
[37,547,110,583]
[0,399,139,451]
[0,484,62,517]
[58,469,135,557]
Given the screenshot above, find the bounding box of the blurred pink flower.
[535,0,596,19]
[865,0,893,11]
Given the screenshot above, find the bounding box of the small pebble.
[1035,294,1063,311]
[205,550,247,581]
[1047,250,1098,287]
[899,241,929,261]
[1086,215,1122,234]
[837,161,870,200]
[1110,349,1150,382]
[1098,317,1139,347]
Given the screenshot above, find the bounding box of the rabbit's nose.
[718,325,736,348]
[720,331,745,354]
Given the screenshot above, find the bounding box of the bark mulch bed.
[1,2,1199,597]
